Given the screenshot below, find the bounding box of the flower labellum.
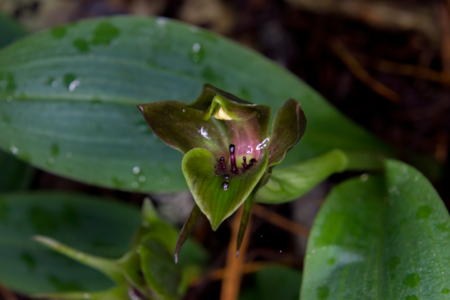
[137,84,306,262]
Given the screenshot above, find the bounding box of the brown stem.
[220,205,251,300]
[252,204,310,238]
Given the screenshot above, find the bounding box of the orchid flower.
[138,84,306,261]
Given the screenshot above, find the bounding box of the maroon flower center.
[214,144,257,190]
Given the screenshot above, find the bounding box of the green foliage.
[0,193,206,298]
[0,192,139,294]
[0,16,393,193]
[300,160,450,300]
[240,265,302,300]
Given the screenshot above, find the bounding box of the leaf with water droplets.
[301,160,450,299]
[0,16,395,193]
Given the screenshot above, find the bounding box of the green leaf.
[240,265,302,300]
[0,12,26,49]
[182,147,269,230]
[139,240,181,298]
[300,160,450,300]
[0,192,141,294]
[0,16,393,193]
[0,150,35,193]
[257,150,348,204]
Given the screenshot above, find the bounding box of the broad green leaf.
[256,150,347,204]
[0,150,35,193]
[0,192,140,294]
[0,12,26,49]
[182,147,269,230]
[240,265,302,300]
[0,16,393,193]
[300,160,450,300]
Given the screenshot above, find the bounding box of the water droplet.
[360,173,369,182]
[403,273,420,288]
[279,250,282,253]
[224,174,230,180]
[157,17,167,25]
[51,26,67,39]
[417,205,432,219]
[222,182,229,190]
[401,165,408,173]
[317,285,329,300]
[47,157,55,166]
[21,252,36,271]
[91,22,120,46]
[256,138,270,150]
[51,143,59,157]
[139,176,146,182]
[133,166,140,174]
[388,257,400,271]
[69,80,80,92]
[190,42,205,63]
[10,146,19,155]
[132,182,139,189]
[182,109,186,113]
[73,38,90,53]
[83,293,90,299]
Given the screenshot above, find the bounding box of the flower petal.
[138,101,230,157]
[189,84,271,135]
[267,99,306,167]
[182,147,269,230]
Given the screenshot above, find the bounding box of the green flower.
[138,84,306,261]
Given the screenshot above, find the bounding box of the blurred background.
[0,0,449,299]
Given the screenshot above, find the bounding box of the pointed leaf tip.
[142,197,159,224]
[267,98,306,167]
[174,204,201,263]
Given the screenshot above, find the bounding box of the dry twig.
[330,39,400,102]
[190,261,269,286]
[253,204,310,238]
[357,56,450,85]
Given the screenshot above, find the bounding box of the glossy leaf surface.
[300,160,450,300]
[0,192,140,294]
[0,16,393,192]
